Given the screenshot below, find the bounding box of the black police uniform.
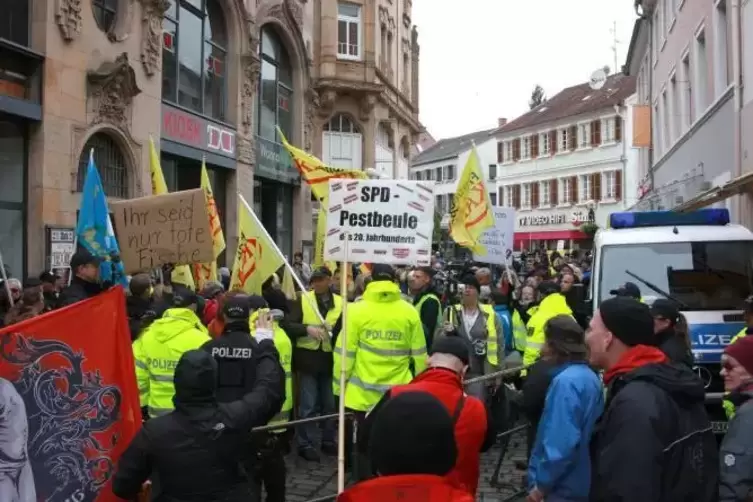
[201,296,286,499]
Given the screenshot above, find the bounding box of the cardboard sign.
[111,189,213,273]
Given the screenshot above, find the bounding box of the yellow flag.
[278,128,368,202]
[230,195,285,294]
[281,267,297,300]
[449,145,495,254]
[194,161,226,289]
[313,206,327,268]
[149,136,196,290]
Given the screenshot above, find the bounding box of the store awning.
[674,170,753,212]
[513,230,588,243]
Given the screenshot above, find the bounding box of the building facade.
[0,0,318,278]
[310,0,422,180]
[625,0,753,226]
[493,74,638,251]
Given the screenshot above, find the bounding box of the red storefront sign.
[161,104,236,158]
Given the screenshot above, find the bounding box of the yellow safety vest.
[512,310,527,352]
[523,294,573,374]
[297,291,342,352]
[723,326,748,419]
[250,309,293,432]
[133,308,211,418]
[450,303,500,367]
[333,281,427,412]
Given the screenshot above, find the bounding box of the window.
[488,164,497,181]
[162,0,227,121]
[444,165,455,181]
[652,9,660,64]
[578,174,591,202]
[435,167,442,182]
[323,113,362,169]
[559,128,568,151]
[661,89,671,149]
[682,53,693,126]
[0,121,25,278]
[92,0,118,33]
[504,186,513,207]
[713,0,729,94]
[522,183,531,208]
[521,137,530,159]
[539,133,549,155]
[256,26,294,145]
[424,169,433,181]
[694,29,709,114]
[578,124,590,148]
[504,141,513,163]
[602,118,615,143]
[76,133,129,198]
[598,241,753,311]
[490,192,497,206]
[415,171,422,181]
[669,74,679,139]
[603,171,617,199]
[1,0,29,45]
[540,181,550,206]
[561,178,572,204]
[337,2,361,60]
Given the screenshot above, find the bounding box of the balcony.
[0,38,43,121]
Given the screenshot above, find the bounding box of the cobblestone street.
[283,431,528,502]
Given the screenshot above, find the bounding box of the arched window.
[92,0,119,33]
[257,26,293,143]
[76,133,129,198]
[162,0,227,121]
[322,113,362,170]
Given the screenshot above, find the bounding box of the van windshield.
[598,241,753,311]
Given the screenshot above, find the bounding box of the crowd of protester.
[4,246,753,501]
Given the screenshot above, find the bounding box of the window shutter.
[551,179,558,206]
[513,139,520,161]
[497,142,504,163]
[513,185,521,209]
[571,176,578,203]
[568,126,577,150]
[532,183,539,207]
[615,116,623,141]
[550,130,557,155]
[615,170,623,201]
[531,135,539,158]
[498,186,504,206]
[593,120,602,145]
[592,173,602,201]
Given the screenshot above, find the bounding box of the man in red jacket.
[361,336,495,496]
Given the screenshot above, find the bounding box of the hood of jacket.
[363,280,403,303]
[147,307,207,343]
[538,292,572,316]
[172,349,222,431]
[613,358,706,407]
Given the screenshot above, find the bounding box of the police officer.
[523,282,573,375]
[133,285,211,419]
[201,294,286,497]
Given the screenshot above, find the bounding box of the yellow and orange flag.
[230,194,285,295]
[148,137,196,289]
[449,144,495,254]
[194,160,226,289]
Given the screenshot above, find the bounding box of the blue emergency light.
[609,208,730,229]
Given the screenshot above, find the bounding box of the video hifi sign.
[324,179,435,265]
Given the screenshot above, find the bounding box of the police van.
[590,208,753,434]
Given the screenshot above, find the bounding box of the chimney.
[498,117,508,128]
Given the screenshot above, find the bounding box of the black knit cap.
[599,296,654,346]
[650,299,680,324]
[430,335,470,366]
[369,391,457,476]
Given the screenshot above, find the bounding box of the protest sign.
[324,179,435,265]
[111,188,213,273]
[473,207,515,265]
[0,287,141,502]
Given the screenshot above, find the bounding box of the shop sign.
[161,104,236,158]
[255,135,299,184]
[518,209,589,227]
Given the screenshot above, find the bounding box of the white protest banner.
[324,179,435,265]
[473,207,515,265]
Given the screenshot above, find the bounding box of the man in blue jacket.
[527,315,603,502]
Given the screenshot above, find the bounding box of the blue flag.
[75,150,127,286]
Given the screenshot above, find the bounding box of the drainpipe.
[646,9,655,202]
[731,0,743,222]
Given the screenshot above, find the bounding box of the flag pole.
[337,235,349,494]
[0,250,14,307]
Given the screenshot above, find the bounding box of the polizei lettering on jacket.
[337,186,419,229]
[147,357,178,371]
[363,329,403,342]
[211,347,253,359]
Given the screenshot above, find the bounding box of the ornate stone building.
[0,0,316,277]
[310,0,422,180]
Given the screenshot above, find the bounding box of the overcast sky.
[413,0,637,140]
